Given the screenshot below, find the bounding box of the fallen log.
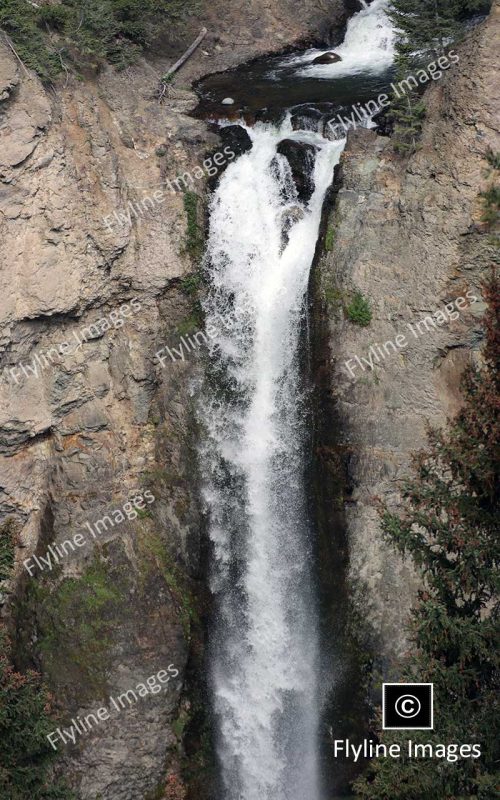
[163,27,208,80]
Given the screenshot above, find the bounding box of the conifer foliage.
[0,523,72,799]
[387,0,492,152]
[354,273,500,799]
[0,626,74,799]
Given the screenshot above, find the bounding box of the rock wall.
[0,36,216,800]
[2,0,497,795]
[312,2,499,673]
[0,0,351,794]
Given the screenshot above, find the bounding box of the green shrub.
[485,149,500,170]
[176,313,201,337]
[480,184,500,227]
[324,225,335,252]
[0,521,72,797]
[180,274,201,296]
[0,519,15,583]
[0,625,74,799]
[0,0,197,80]
[0,0,61,82]
[345,291,372,326]
[183,192,204,261]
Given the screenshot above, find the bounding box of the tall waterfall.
[199,4,394,799]
[201,122,345,800]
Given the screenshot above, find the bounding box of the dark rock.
[372,109,393,137]
[290,107,323,132]
[312,51,342,64]
[218,125,253,159]
[345,0,370,11]
[280,205,305,250]
[276,139,317,203]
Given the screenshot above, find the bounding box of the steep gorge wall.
[312,1,499,680]
[0,43,212,800]
[1,0,497,796]
[0,0,352,796]
[0,0,352,800]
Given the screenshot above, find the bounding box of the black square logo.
[382,683,433,730]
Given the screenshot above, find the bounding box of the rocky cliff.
[312,0,499,678]
[0,0,352,796]
[0,41,211,800]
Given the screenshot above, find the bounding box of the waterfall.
[200,122,344,800]
[288,0,395,77]
[199,3,394,799]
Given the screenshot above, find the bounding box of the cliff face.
[0,42,211,800]
[313,2,499,670]
[0,0,351,794]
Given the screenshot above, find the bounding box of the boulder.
[312,51,342,65]
[221,97,235,105]
[290,107,323,132]
[280,205,305,250]
[276,139,317,203]
[218,125,253,159]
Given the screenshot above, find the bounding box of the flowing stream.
[198,3,395,799]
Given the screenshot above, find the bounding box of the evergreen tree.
[354,273,500,799]
[0,522,72,799]
[0,625,74,799]
[389,0,459,56]
[387,0,492,152]
[388,43,426,154]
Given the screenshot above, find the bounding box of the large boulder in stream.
[312,51,342,64]
[290,107,323,132]
[276,139,317,203]
[280,205,305,250]
[218,124,253,158]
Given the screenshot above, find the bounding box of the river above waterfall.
[194,0,395,121]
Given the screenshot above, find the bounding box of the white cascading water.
[287,0,394,77]
[201,121,345,800]
[200,4,394,800]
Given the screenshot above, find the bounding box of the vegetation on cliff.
[354,272,500,798]
[388,0,492,152]
[0,523,72,800]
[0,627,74,800]
[0,0,197,81]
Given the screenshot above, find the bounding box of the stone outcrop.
[312,51,342,64]
[312,3,499,671]
[277,138,317,202]
[0,40,215,800]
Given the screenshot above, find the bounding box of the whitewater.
[199,3,395,799]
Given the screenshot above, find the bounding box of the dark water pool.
[194,50,395,123]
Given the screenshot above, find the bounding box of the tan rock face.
[0,42,213,800]
[0,0,348,794]
[313,5,499,665]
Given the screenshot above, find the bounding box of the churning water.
[200,121,345,800]
[199,3,394,799]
